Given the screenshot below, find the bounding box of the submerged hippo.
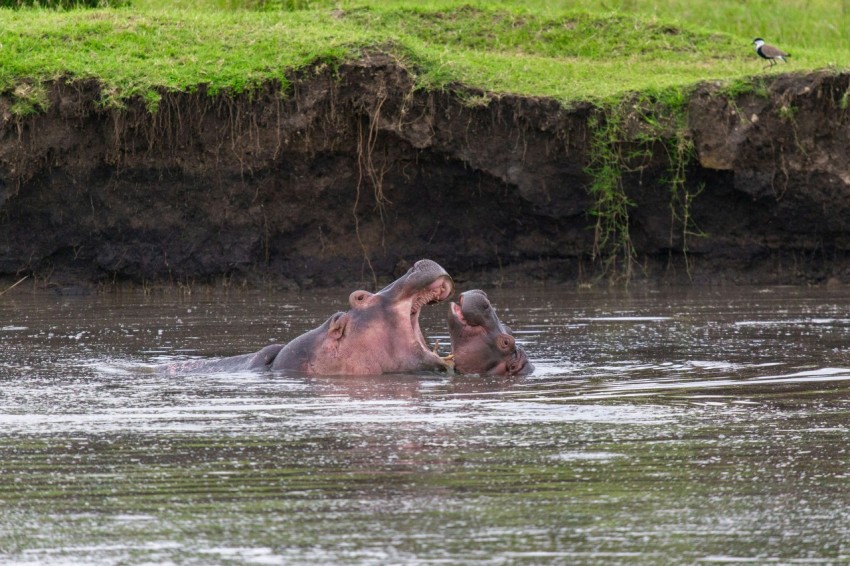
[447,289,533,376]
[164,259,454,375]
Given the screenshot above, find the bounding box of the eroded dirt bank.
[1,54,849,290]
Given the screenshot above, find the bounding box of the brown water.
[1,285,849,564]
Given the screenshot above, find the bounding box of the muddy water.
[1,285,849,564]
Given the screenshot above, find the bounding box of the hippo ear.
[328,312,348,341]
[496,333,515,353]
[349,290,375,309]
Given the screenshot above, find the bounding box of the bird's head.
[752,38,765,47]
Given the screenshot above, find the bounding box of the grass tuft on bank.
[0,0,848,109]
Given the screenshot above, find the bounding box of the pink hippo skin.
[447,289,533,376]
[164,259,454,375]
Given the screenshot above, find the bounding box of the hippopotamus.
[447,289,533,376]
[164,259,454,375]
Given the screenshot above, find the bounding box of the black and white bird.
[752,38,791,68]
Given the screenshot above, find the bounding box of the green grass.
[0,9,362,100]
[0,0,847,108]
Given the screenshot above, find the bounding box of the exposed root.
[353,79,392,287]
[665,130,702,280]
[0,276,28,297]
[353,136,377,288]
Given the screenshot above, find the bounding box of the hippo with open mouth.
[447,289,533,376]
[163,259,454,375]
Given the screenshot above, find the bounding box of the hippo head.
[447,289,533,376]
[273,259,454,375]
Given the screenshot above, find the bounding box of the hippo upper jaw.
[379,259,453,302]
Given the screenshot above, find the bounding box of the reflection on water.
[1,285,850,564]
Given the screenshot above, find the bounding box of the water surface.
[1,285,849,564]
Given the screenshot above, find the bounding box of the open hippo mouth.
[450,300,470,329]
[409,273,454,352]
[448,290,489,336]
[358,259,453,370]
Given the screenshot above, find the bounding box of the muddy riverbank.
[1,54,849,289]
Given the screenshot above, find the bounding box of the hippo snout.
[427,275,454,304]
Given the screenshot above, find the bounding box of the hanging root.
[353,80,392,287]
[0,276,28,297]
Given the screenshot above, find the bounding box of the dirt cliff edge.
[1,55,848,289]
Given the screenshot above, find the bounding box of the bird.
[752,38,791,68]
